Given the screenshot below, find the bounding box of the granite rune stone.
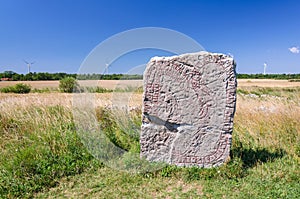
[140,51,237,168]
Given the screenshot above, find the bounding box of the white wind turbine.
[23,60,35,73]
[104,62,110,75]
[263,62,267,75]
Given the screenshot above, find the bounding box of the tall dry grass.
[0,86,300,198]
[234,87,300,156]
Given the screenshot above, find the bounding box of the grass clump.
[96,107,141,152]
[31,87,59,93]
[84,85,143,93]
[114,86,143,93]
[85,86,113,93]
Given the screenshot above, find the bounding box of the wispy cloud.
[289,46,299,54]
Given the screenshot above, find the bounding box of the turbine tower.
[263,62,267,75]
[105,62,110,75]
[23,60,35,73]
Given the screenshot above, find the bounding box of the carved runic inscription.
[141,51,237,168]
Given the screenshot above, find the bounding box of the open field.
[0,80,143,89]
[0,82,300,198]
[237,79,300,87]
[1,79,300,89]
[0,93,142,110]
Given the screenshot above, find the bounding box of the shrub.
[59,77,79,93]
[0,86,13,93]
[0,83,31,94]
[14,83,31,93]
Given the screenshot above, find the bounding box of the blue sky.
[0,0,299,74]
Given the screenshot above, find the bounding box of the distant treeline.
[1,71,300,81]
[0,71,76,81]
[76,73,143,80]
[237,73,300,79]
[0,71,143,81]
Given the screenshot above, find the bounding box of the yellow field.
[1,79,300,89]
[1,79,299,110]
[0,93,142,110]
[237,79,300,87]
[0,80,143,89]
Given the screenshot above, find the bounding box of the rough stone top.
[150,51,233,63]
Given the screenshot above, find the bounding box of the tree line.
[237,73,300,79]
[76,73,143,80]
[0,71,76,81]
[1,71,300,81]
[0,71,143,81]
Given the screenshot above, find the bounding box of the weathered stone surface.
[140,51,237,168]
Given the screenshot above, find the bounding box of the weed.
[160,165,180,177]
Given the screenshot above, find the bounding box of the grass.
[82,86,142,93]
[0,105,100,198]
[289,79,300,82]
[0,87,300,198]
[0,84,143,94]
[31,87,59,93]
[237,86,300,99]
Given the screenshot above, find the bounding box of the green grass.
[237,86,300,100]
[83,85,143,93]
[84,86,113,93]
[4,85,143,94]
[31,88,59,93]
[1,89,300,198]
[0,106,100,198]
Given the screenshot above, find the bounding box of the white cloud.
[289,46,299,54]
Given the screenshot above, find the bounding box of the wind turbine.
[23,60,35,73]
[263,62,267,75]
[104,62,110,75]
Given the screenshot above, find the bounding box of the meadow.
[1,79,300,89]
[0,80,299,198]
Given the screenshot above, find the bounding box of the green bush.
[0,86,13,93]
[0,83,31,93]
[59,77,79,93]
[14,83,31,93]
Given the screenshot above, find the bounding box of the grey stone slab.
[140,51,237,168]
